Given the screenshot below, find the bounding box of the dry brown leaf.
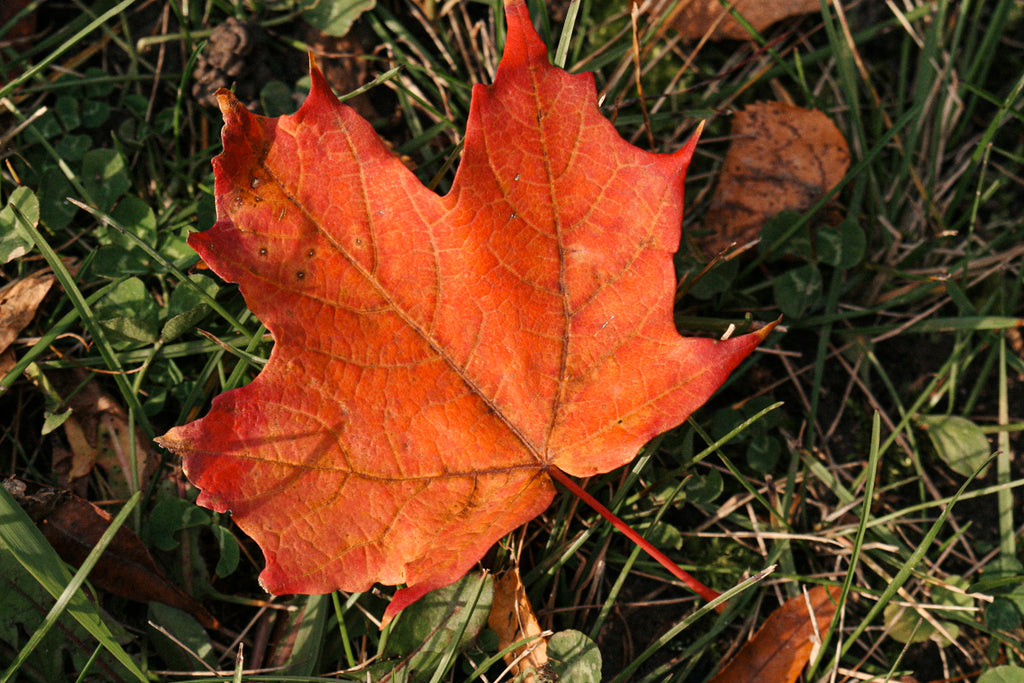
[46,369,157,495]
[488,568,551,681]
[700,101,849,256]
[4,477,218,629]
[0,348,16,378]
[666,0,823,41]
[0,270,54,355]
[0,0,35,81]
[709,585,841,683]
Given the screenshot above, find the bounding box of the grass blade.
[0,488,146,682]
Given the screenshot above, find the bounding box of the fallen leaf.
[3,477,218,629]
[0,0,35,43]
[46,369,158,495]
[665,0,823,42]
[700,101,849,256]
[0,349,15,378]
[708,585,841,683]
[157,0,771,622]
[488,568,550,681]
[0,0,35,82]
[0,270,54,355]
[0,522,132,679]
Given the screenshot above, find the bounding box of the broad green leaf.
[683,257,738,299]
[41,408,73,435]
[0,187,39,263]
[759,210,813,260]
[279,594,329,676]
[979,666,1024,683]
[162,273,220,341]
[54,133,92,161]
[38,166,76,229]
[148,603,216,671]
[91,245,151,277]
[816,219,866,268]
[145,496,211,552]
[884,576,972,648]
[976,558,1024,630]
[684,468,723,504]
[210,523,240,577]
[919,414,992,478]
[746,432,781,473]
[109,195,157,249]
[161,305,212,342]
[94,276,159,344]
[639,521,683,550]
[54,95,81,130]
[374,573,492,681]
[985,599,1022,630]
[82,148,130,212]
[548,630,602,683]
[168,274,220,316]
[81,99,111,128]
[773,263,822,318]
[299,0,376,37]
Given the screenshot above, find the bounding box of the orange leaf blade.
[157,0,769,617]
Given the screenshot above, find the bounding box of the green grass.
[2,0,1023,680]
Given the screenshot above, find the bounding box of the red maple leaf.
[157,0,771,622]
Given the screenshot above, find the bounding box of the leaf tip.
[153,429,182,455]
[214,87,242,119]
[755,316,782,341]
[498,0,546,74]
[304,49,340,112]
[669,120,704,179]
[382,583,436,628]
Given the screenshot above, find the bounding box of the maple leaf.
[157,0,772,622]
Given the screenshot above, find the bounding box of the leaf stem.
[548,467,723,608]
